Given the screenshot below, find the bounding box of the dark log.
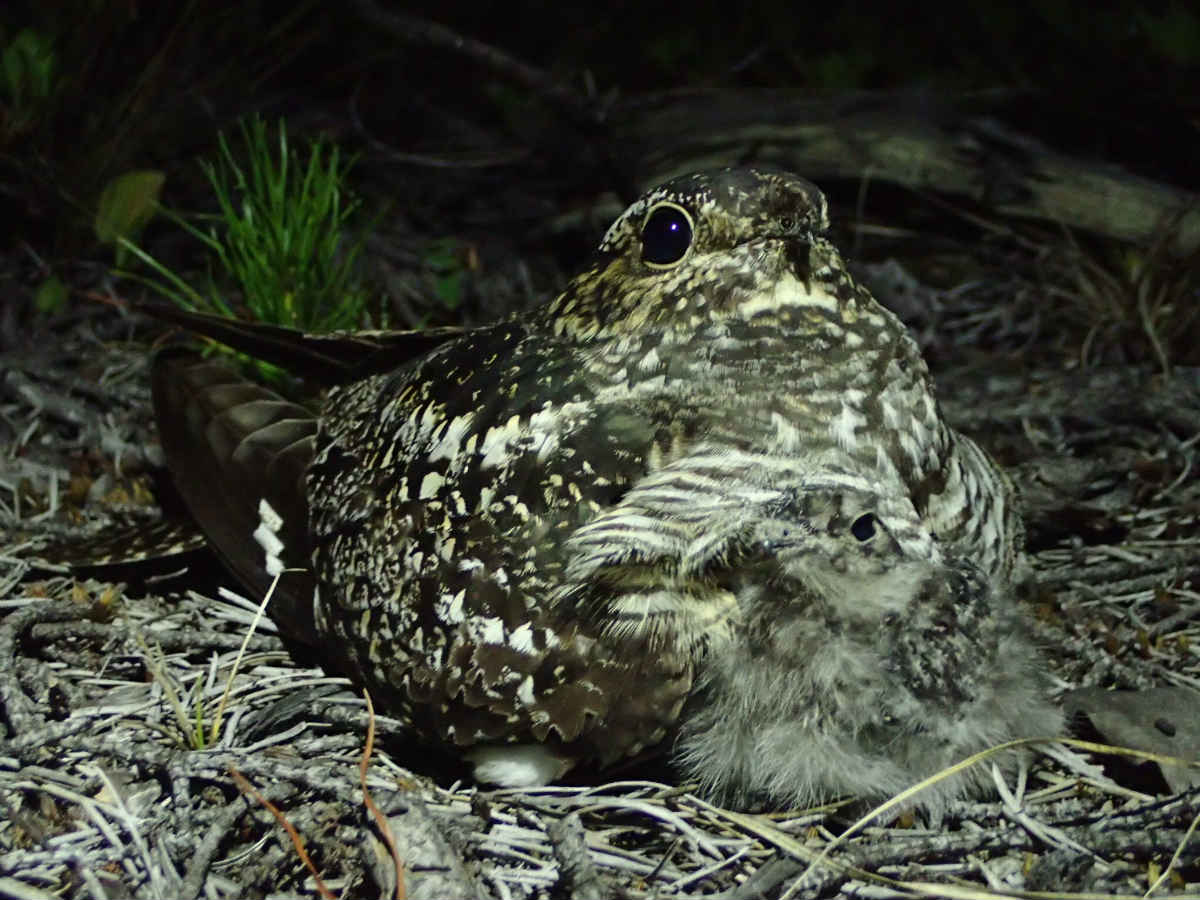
[616,89,1200,255]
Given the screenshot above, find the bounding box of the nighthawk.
[149,167,1061,809]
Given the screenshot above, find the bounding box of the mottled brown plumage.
[152,168,1061,807]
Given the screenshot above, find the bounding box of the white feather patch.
[253,498,286,576]
[466,744,571,787]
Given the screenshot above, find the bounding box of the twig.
[346,0,597,129]
[228,765,336,900]
[360,690,405,900]
[546,812,604,900]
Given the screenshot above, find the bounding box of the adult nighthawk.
[148,167,1061,809]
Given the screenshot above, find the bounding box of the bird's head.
[545,167,875,341]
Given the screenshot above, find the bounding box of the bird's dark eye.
[640,204,693,266]
[850,513,877,541]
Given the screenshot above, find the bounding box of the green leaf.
[426,237,468,311]
[2,28,57,107]
[95,170,166,264]
[1137,4,1200,65]
[435,270,464,310]
[34,274,68,314]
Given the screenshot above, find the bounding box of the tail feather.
[151,349,319,642]
[29,518,209,573]
[134,300,465,384]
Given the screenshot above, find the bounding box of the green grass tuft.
[121,117,373,356]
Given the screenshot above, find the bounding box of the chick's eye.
[641,205,693,266]
[850,513,877,542]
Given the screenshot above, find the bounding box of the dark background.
[2,0,1198,340]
